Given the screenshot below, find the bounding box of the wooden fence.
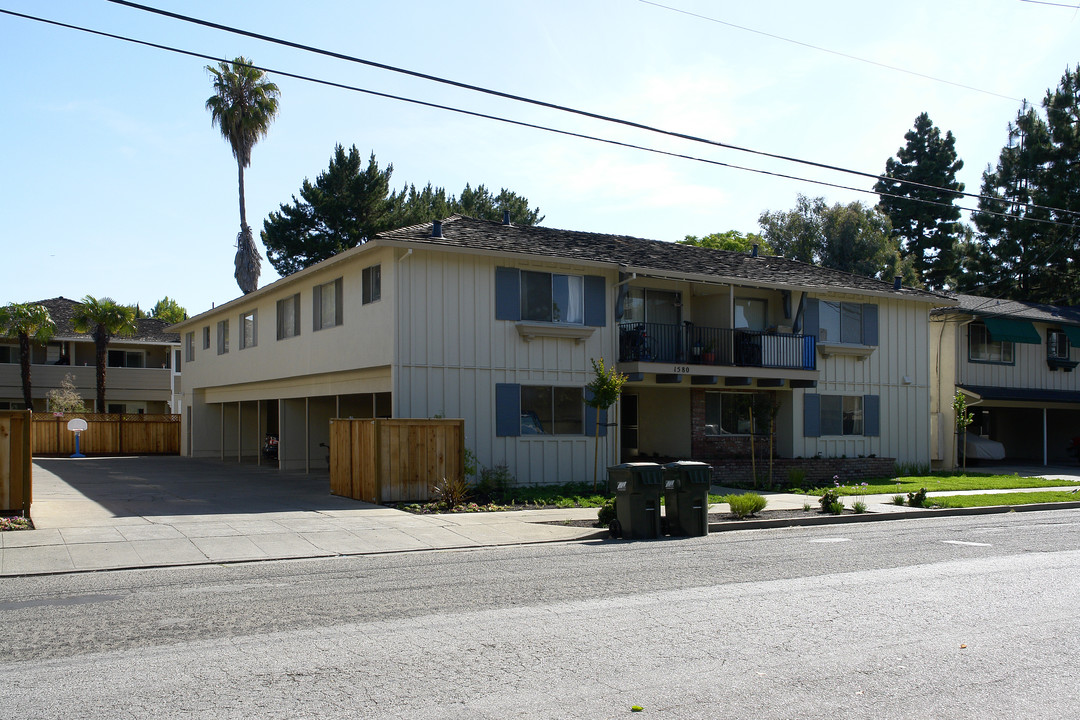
[329,418,465,503]
[0,410,32,517]
[32,413,181,456]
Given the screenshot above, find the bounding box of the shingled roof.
[933,293,1080,327]
[25,297,180,344]
[375,215,951,302]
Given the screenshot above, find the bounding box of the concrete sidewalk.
[3,457,1080,576]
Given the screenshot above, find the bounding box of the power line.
[103,0,1080,222]
[3,6,1079,236]
[637,0,1021,103]
[1019,0,1080,8]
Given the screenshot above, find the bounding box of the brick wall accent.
[709,457,896,485]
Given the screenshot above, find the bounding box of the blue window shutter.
[584,275,607,327]
[495,383,521,437]
[313,283,323,330]
[803,393,821,437]
[863,394,880,437]
[862,304,879,346]
[495,267,521,321]
[584,388,608,437]
[804,298,819,339]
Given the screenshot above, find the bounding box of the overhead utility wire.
[105,0,1080,223]
[4,7,1078,236]
[637,0,1021,103]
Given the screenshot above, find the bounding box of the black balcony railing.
[618,321,816,371]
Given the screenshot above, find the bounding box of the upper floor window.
[314,278,343,331]
[1048,330,1070,360]
[521,270,584,324]
[107,350,144,368]
[217,319,229,355]
[240,310,257,349]
[0,345,16,364]
[363,264,381,304]
[184,332,195,363]
[277,293,301,340]
[202,326,210,350]
[734,298,768,331]
[174,349,182,373]
[969,323,1013,364]
[819,301,864,344]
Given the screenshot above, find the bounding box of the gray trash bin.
[662,461,712,536]
[607,462,663,539]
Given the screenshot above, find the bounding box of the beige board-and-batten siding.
[0,410,32,516]
[392,250,619,485]
[32,414,181,456]
[788,296,932,466]
[330,418,465,503]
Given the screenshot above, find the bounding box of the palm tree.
[0,303,55,412]
[205,56,281,295]
[71,296,138,413]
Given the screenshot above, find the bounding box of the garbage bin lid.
[663,460,711,468]
[614,462,663,469]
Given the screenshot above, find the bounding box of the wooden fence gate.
[329,418,465,503]
[32,413,181,456]
[0,410,32,517]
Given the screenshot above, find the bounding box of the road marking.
[942,540,992,547]
[809,538,851,543]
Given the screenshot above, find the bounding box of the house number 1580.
[673,366,690,374]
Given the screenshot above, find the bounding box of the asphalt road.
[3,511,1079,719]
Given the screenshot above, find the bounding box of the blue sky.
[3,0,1079,315]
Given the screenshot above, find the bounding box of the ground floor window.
[704,392,772,435]
[821,395,863,435]
[520,385,583,435]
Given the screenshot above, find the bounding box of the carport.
[959,385,1080,465]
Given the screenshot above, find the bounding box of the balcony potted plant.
[702,341,716,364]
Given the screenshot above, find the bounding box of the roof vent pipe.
[751,244,759,257]
[893,275,902,290]
[502,210,512,226]
[431,220,443,238]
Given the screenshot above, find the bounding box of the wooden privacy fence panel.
[0,410,32,517]
[32,413,180,456]
[330,418,465,503]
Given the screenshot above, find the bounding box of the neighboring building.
[930,293,1080,467]
[0,297,181,413]
[174,215,950,483]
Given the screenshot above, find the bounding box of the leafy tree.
[263,145,395,276]
[953,390,974,472]
[758,195,899,279]
[46,373,87,413]
[205,57,281,295]
[71,296,138,413]
[679,230,770,254]
[149,296,187,324]
[0,302,55,411]
[584,357,628,491]
[874,112,965,290]
[263,147,544,275]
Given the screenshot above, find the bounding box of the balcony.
[618,322,816,371]
[0,363,173,401]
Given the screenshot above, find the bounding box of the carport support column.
[257,400,262,467]
[237,401,242,463]
[1044,408,1048,467]
[220,404,225,462]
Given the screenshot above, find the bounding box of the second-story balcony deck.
[618,321,816,372]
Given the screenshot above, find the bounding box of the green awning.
[1063,326,1080,346]
[983,316,1042,344]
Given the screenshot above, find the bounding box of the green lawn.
[931,490,1080,508]
[805,474,1080,497]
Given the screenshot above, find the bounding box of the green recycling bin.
[662,461,713,536]
[606,462,663,539]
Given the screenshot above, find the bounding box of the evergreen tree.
[874,113,965,290]
[758,195,900,280]
[263,146,543,276]
[679,230,769,254]
[149,297,188,324]
[1039,66,1080,302]
[262,145,395,276]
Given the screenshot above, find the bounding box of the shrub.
[597,498,617,526]
[431,475,471,509]
[474,464,514,502]
[907,488,928,508]
[827,500,845,515]
[725,493,767,519]
[787,468,807,488]
[819,487,841,512]
[852,500,868,514]
[892,494,905,506]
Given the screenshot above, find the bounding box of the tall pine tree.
[874,113,965,291]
